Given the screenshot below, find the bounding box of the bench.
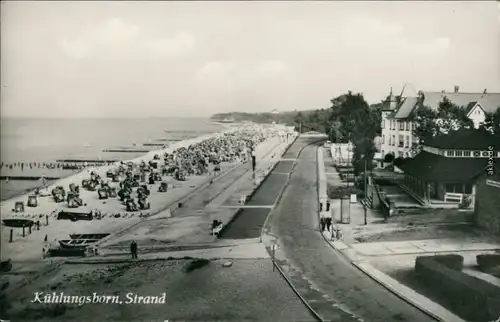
[444,192,463,203]
[212,224,223,237]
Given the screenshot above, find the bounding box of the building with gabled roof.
[397,128,500,235]
[398,127,499,202]
[379,86,500,162]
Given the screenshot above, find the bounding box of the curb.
[315,146,443,321]
[260,136,327,322]
[64,255,269,265]
[271,255,325,322]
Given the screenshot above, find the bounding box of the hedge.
[477,254,500,270]
[416,254,464,271]
[415,254,500,321]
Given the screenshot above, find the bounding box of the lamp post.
[364,156,368,225]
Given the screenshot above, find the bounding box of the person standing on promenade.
[325,217,332,232]
[320,217,326,232]
[130,241,138,259]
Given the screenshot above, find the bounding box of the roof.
[391,97,419,119]
[424,128,500,149]
[421,91,500,114]
[387,91,500,119]
[399,151,499,182]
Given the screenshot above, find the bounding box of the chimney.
[454,85,459,93]
[483,88,487,94]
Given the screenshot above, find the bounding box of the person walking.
[320,217,326,232]
[325,217,332,232]
[130,241,138,259]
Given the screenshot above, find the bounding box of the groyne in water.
[1,176,61,181]
[56,159,118,164]
[102,149,151,153]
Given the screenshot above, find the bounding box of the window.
[392,135,396,146]
[464,184,473,194]
[381,120,385,129]
[412,123,416,130]
[405,135,410,147]
[399,121,404,130]
[399,135,404,147]
[382,135,385,144]
[389,136,392,145]
[473,151,481,157]
[447,150,455,157]
[398,151,404,158]
[463,151,471,157]
[482,151,489,157]
[455,150,463,157]
[406,122,410,131]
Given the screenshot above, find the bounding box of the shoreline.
[1,123,293,262]
[0,122,237,202]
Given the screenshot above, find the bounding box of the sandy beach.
[1,123,295,262]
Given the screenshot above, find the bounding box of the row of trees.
[291,91,381,175]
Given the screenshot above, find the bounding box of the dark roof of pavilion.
[423,128,500,150]
[399,151,500,182]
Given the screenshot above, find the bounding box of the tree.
[411,97,474,146]
[329,91,379,175]
[481,106,500,134]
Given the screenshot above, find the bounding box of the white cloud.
[59,18,195,59]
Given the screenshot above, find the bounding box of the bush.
[433,254,464,271]
[393,157,405,167]
[384,153,395,163]
[477,254,500,270]
[415,254,500,321]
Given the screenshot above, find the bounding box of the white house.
[380,86,500,163]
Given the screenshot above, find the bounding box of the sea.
[0,118,225,201]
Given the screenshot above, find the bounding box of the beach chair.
[126,200,138,212]
[138,197,150,210]
[67,193,80,208]
[14,201,24,213]
[98,188,109,200]
[108,187,117,198]
[158,181,168,192]
[27,195,38,208]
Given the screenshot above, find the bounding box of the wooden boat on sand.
[69,233,109,240]
[58,239,99,249]
[57,210,93,221]
[2,219,34,228]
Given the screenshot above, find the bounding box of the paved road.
[268,139,433,322]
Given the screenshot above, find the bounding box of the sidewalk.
[67,242,270,264]
[317,146,466,322]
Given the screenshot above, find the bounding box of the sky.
[1,1,499,118]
